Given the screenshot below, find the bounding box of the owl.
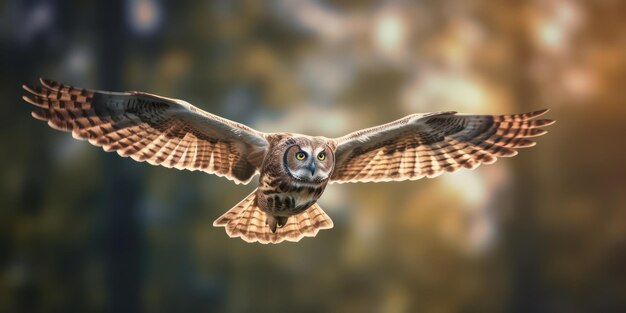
[22,79,554,244]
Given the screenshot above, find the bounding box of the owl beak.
[309,162,316,176]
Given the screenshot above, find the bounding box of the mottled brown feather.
[331,110,554,183]
[23,79,269,184]
[213,190,333,244]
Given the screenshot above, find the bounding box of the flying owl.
[22,79,554,244]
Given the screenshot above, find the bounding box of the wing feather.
[23,79,269,184]
[331,110,554,183]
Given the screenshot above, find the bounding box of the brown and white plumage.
[22,78,554,244]
[213,190,333,244]
[330,110,555,183]
[22,78,268,184]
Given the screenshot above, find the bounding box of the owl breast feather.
[259,178,326,216]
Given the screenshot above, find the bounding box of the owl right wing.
[330,110,554,183]
[23,78,269,184]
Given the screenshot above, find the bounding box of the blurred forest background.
[1,0,625,312]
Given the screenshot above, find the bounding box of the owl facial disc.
[283,138,334,183]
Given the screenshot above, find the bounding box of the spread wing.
[330,110,554,183]
[23,78,269,184]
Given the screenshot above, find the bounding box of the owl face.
[282,138,334,183]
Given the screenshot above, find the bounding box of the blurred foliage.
[1,0,626,312]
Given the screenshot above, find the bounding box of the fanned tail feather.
[213,190,333,244]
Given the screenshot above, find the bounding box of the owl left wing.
[23,78,269,184]
[330,110,554,183]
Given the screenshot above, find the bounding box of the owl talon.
[277,216,288,228]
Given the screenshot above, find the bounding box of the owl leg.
[276,216,289,228]
[267,215,278,233]
[267,215,288,232]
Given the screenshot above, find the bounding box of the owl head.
[280,137,335,183]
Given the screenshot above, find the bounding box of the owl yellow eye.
[317,152,326,161]
[295,152,307,161]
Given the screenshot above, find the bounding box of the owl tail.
[212,189,334,244]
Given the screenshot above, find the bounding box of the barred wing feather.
[331,110,554,183]
[23,78,269,184]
